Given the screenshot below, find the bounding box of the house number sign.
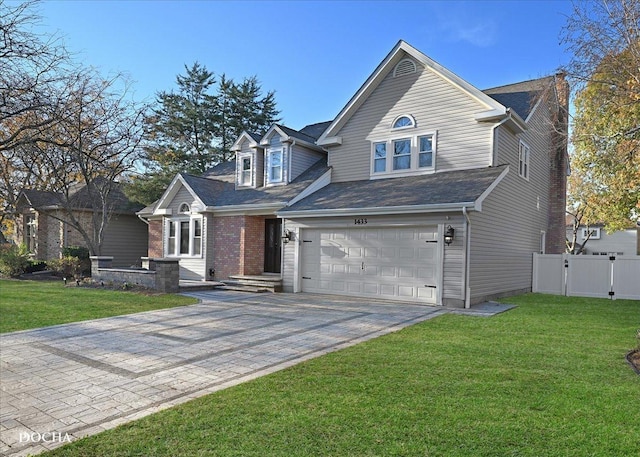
[354,218,368,225]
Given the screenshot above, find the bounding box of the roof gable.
[318,40,511,146]
[230,130,262,152]
[260,123,319,148]
[483,76,555,121]
[154,174,208,214]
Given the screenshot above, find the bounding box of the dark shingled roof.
[19,181,142,213]
[483,76,554,120]
[276,124,318,144]
[279,165,507,213]
[181,158,330,208]
[299,121,332,140]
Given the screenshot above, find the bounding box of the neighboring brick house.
[15,184,148,268]
[141,40,569,306]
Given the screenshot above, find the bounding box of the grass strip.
[41,293,639,456]
[0,280,197,333]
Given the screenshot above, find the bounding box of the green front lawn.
[0,280,197,333]
[43,294,639,456]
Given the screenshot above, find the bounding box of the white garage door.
[300,226,439,303]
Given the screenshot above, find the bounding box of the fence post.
[562,253,569,296]
[609,255,616,300]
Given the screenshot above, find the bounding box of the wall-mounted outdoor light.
[444,225,455,246]
[282,229,293,244]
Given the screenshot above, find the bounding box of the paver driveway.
[1,291,458,456]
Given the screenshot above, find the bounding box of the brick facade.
[148,219,163,258]
[212,215,265,280]
[546,73,570,254]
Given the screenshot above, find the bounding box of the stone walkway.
[0,291,513,456]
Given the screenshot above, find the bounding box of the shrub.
[62,246,91,275]
[25,260,47,274]
[0,244,31,278]
[47,256,82,279]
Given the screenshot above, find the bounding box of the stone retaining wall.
[90,256,179,293]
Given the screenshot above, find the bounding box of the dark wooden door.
[264,219,282,273]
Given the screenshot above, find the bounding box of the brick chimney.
[546,72,570,254]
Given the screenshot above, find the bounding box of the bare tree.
[25,71,146,255]
[0,0,70,151]
[1,1,146,253]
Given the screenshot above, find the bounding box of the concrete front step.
[222,275,282,292]
[216,284,272,293]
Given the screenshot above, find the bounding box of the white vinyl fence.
[532,253,640,300]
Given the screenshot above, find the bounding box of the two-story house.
[138,121,332,281]
[141,40,568,307]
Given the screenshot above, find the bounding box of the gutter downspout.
[462,206,471,308]
[137,214,150,225]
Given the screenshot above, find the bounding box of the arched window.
[178,202,190,214]
[392,115,415,130]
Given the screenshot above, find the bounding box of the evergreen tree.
[131,63,280,205]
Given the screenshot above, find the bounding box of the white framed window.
[239,155,253,186]
[178,202,190,214]
[25,214,36,253]
[393,138,411,170]
[165,217,203,257]
[581,227,601,240]
[267,149,283,184]
[373,142,386,173]
[518,141,530,180]
[371,132,436,176]
[418,135,433,168]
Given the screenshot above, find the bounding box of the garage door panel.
[417,267,435,280]
[398,267,415,278]
[380,247,396,258]
[301,226,439,304]
[418,287,436,299]
[398,286,416,297]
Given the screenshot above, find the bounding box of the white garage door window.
[300,226,439,303]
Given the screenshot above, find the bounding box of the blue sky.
[35,0,574,130]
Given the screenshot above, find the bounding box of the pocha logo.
[19,431,72,444]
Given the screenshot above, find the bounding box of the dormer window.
[267,149,284,184]
[240,156,252,186]
[392,114,415,130]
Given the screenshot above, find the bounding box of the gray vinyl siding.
[290,144,325,182]
[102,214,148,267]
[468,99,554,302]
[329,59,494,183]
[254,150,264,188]
[571,229,638,256]
[168,187,196,213]
[441,220,465,303]
[282,213,465,303]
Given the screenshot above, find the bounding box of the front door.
[264,219,282,273]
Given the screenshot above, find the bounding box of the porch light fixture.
[444,225,454,246]
[282,229,293,244]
